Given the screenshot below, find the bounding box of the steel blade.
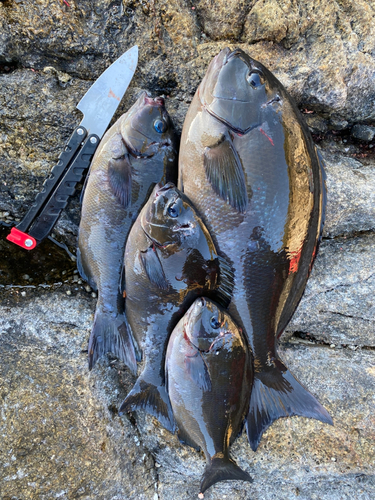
[77,45,138,138]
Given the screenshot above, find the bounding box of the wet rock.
[329,119,349,131]
[1,290,374,499]
[121,344,375,499]
[287,234,375,347]
[351,124,375,142]
[305,114,329,134]
[242,0,375,124]
[0,290,156,500]
[322,151,375,238]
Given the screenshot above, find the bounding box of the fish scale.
[179,47,332,452]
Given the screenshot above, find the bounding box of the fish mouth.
[223,48,250,67]
[154,182,175,196]
[143,94,165,108]
[171,221,195,234]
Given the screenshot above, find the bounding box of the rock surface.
[286,234,375,346]
[1,0,375,499]
[1,289,374,499]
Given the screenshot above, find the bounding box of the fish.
[77,92,179,373]
[165,297,253,495]
[178,47,332,451]
[119,183,233,431]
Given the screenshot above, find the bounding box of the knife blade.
[7,45,138,250]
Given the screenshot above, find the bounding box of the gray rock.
[322,151,375,238]
[330,119,349,131]
[1,289,374,499]
[0,290,157,500]
[287,234,375,347]
[305,114,328,133]
[351,124,375,142]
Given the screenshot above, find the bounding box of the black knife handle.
[28,134,99,243]
[16,126,88,233]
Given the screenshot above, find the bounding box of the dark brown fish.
[178,47,332,451]
[166,297,253,495]
[119,183,233,430]
[78,92,178,373]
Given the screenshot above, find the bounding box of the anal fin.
[76,246,97,290]
[177,427,200,451]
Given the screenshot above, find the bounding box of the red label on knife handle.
[6,227,37,250]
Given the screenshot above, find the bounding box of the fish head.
[199,47,282,134]
[141,183,203,249]
[121,91,177,159]
[184,297,239,354]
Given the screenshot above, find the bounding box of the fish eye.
[154,119,168,134]
[247,72,263,89]
[167,203,179,218]
[210,316,220,329]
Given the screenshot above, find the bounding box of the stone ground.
[1,1,375,499]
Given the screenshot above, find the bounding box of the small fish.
[119,183,233,430]
[166,297,253,495]
[178,47,332,451]
[77,92,178,372]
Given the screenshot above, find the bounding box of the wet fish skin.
[166,297,253,495]
[178,47,332,451]
[78,92,178,373]
[119,183,233,431]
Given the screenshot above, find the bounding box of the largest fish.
[78,92,178,373]
[178,47,332,451]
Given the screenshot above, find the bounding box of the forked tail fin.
[119,375,176,432]
[200,457,253,494]
[88,306,139,374]
[247,361,333,451]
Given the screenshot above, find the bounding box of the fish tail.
[200,457,253,494]
[246,360,333,451]
[88,306,139,374]
[119,375,175,432]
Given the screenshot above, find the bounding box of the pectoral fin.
[185,350,212,392]
[204,138,247,213]
[139,247,169,290]
[108,155,132,208]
